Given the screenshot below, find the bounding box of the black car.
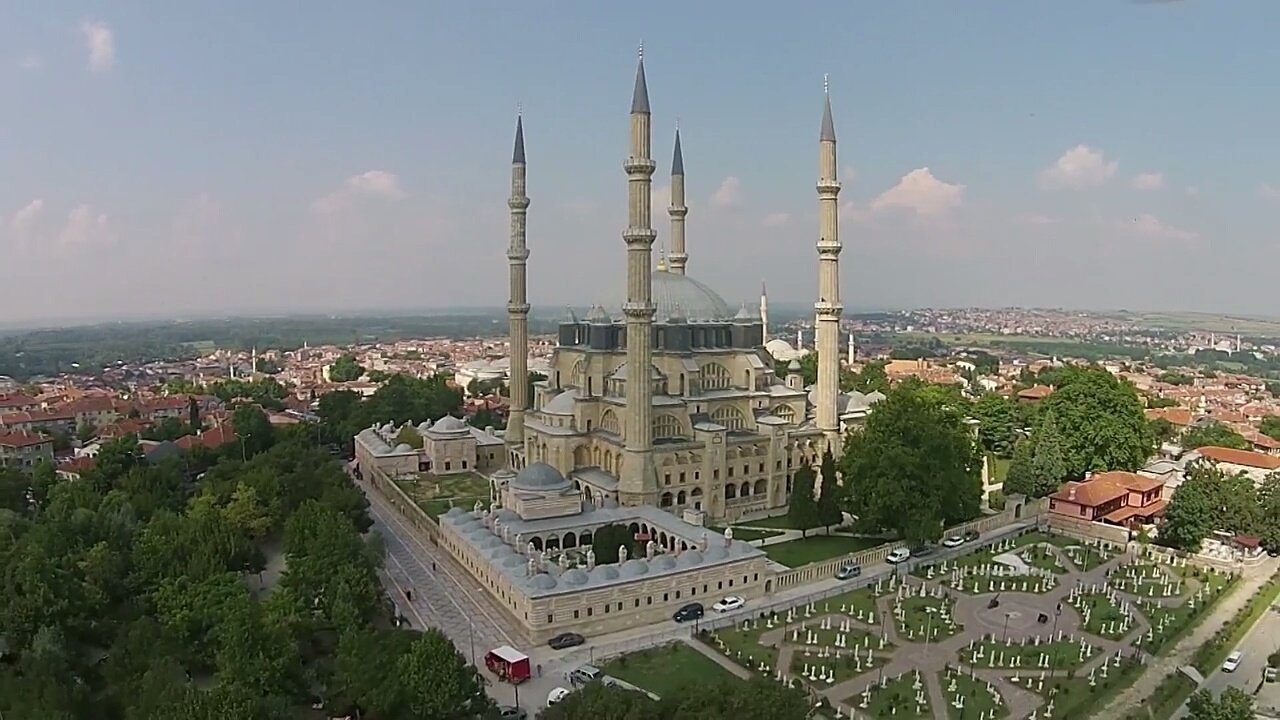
[911,545,937,559]
[963,529,980,542]
[672,602,705,623]
[548,632,585,650]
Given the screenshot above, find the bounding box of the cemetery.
[693,528,1238,719]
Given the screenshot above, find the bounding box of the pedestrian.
[432,561,437,572]
[405,588,414,602]
[536,663,542,678]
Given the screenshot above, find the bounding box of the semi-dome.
[614,271,733,322]
[393,443,413,453]
[511,462,571,492]
[561,568,589,586]
[651,554,677,571]
[528,573,558,590]
[675,550,704,569]
[619,558,650,577]
[502,554,526,568]
[589,564,620,581]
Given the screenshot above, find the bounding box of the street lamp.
[1049,602,1063,675]
[1002,612,1012,643]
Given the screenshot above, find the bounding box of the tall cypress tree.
[788,464,822,538]
[816,448,843,533]
[188,396,201,433]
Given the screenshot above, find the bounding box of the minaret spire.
[506,110,531,456]
[620,48,658,506]
[667,126,688,275]
[815,75,844,453]
[759,281,769,340]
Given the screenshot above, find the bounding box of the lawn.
[959,638,1094,671]
[854,672,932,719]
[1108,563,1182,598]
[1068,593,1133,640]
[1030,658,1144,719]
[788,646,882,688]
[940,668,1009,719]
[394,471,490,518]
[988,454,1011,484]
[763,535,882,568]
[602,642,742,699]
[701,623,779,675]
[894,596,962,642]
[825,585,893,624]
[736,514,802,529]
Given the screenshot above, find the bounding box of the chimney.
[586,548,596,570]
[1068,486,1076,501]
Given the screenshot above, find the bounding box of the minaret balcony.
[507,197,530,210]
[816,180,842,194]
[507,302,531,314]
[624,158,657,175]
[814,302,843,317]
[506,248,530,261]
[622,228,656,245]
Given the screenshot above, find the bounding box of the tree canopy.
[329,354,366,382]
[537,675,812,720]
[1034,367,1153,477]
[316,374,464,453]
[1186,687,1255,720]
[839,379,983,544]
[1160,463,1274,551]
[970,392,1018,457]
[786,463,822,538]
[1180,421,1250,452]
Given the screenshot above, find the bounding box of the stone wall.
[1047,512,1131,545]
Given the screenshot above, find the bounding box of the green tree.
[1160,465,1219,550]
[1259,473,1280,552]
[188,396,201,432]
[840,379,982,544]
[591,524,637,564]
[223,483,272,540]
[816,449,843,532]
[1036,367,1153,476]
[1149,417,1177,445]
[385,629,493,719]
[328,354,364,383]
[1261,415,1280,442]
[787,463,822,538]
[1002,439,1035,497]
[971,392,1017,456]
[76,419,98,443]
[1028,411,1070,497]
[1186,686,1255,720]
[539,682,661,720]
[1181,421,1250,451]
[231,405,275,459]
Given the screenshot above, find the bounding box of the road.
[1174,601,1280,718]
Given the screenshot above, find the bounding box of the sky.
[3,0,1280,324]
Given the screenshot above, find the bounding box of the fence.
[770,498,1048,591]
[558,625,694,669]
[366,466,442,544]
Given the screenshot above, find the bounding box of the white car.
[547,687,571,706]
[1222,651,1243,673]
[712,596,745,613]
[886,547,911,564]
[941,535,965,548]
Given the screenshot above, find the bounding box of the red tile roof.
[1092,470,1164,494]
[1144,407,1193,427]
[1050,480,1128,508]
[0,431,52,448]
[1195,446,1280,470]
[1018,385,1054,400]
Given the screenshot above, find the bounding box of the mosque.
[500,51,881,525]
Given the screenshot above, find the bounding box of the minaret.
[619,46,658,505]
[847,332,856,366]
[251,346,258,375]
[759,282,769,340]
[506,111,531,453]
[667,125,688,276]
[815,75,844,452]
[797,327,803,350]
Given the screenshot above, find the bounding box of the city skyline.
[4,1,1280,323]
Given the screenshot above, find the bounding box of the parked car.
[498,706,529,720]
[886,547,911,564]
[566,664,602,687]
[548,632,585,650]
[547,687,571,706]
[835,563,862,580]
[911,545,937,558]
[963,529,980,542]
[1265,666,1277,683]
[672,602,705,623]
[1222,651,1244,673]
[712,596,745,613]
[941,535,965,548]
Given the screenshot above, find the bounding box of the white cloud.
[1039,145,1118,189]
[18,55,41,70]
[80,21,115,72]
[1259,183,1280,200]
[870,168,965,216]
[59,204,113,247]
[313,170,405,213]
[1185,186,1200,197]
[1019,213,1059,226]
[1131,172,1164,191]
[9,199,44,233]
[1129,213,1197,242]
[841,166,857,184]
[761,212,791,227]
[709,176,743,208]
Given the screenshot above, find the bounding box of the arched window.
[740,481,751,497]
[701,362,732,390]
[653,414,684,441]
[753,479,767,496]
[711,405,748,431]
[773,404,796,423]
[677,490,687,505]
[660,492,673,507]
[725,484,737,500]
[600,409,621,436]
[563,532,577,548]
[690,487,703,498]
[571,360,585,388]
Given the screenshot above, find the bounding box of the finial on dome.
[824,73,829,95]
[638,40,643,61]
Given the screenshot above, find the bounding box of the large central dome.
[614,270,733,322]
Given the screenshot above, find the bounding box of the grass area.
[393,471,489,518]
[1124,670,1198,720]
[783,621,890,653]
[1108,563,1182,598]
[1030,658,1144,720]
[1046,537,1116,572]
[1069,593,1134,640]
[988,454,1011,484]
[788,648,881,688]
[825,585,893,624]
[601,642,742,699]
[1021,544,1067,575]
[708,525,784,543]
[700,624,778,676]
[763,535,882,568]
[1133,570,1234,655]
[940,668,1009,719]
[855,672,932,719]
[960,638,1095,671]
[894,596,962,642]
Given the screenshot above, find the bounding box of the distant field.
[897,331,1079,347]
[1118,311,1280,336]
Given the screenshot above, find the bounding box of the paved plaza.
[703,532,1239,720]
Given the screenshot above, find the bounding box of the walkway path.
[1095,555,1280,720]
